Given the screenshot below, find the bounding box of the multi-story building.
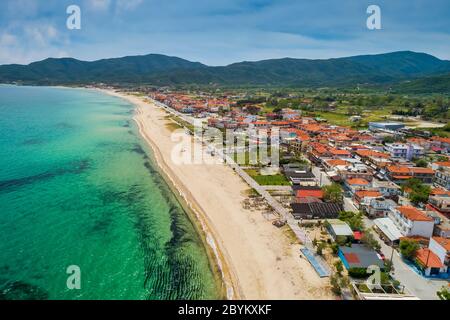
[353,190,382,209]
[388,206,434,238]
[433,163,450,190]
[345,178,371,194]
[416,237,450,276]
[429,237,450,269]
[428,195,450,214]
[430,136,450,153]
[372,180,402,197]
[385,143,424,161]
[366,198,397,218]
[386,166,435,184]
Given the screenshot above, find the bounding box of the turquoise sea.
[0,85,221,300]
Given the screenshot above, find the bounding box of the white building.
[388,206,434,238]
[429,237,450,270]
[372,180,402,197]
[428,237,450,267]
[385,143,424,161]
[416,237,449,276]
[281,109,301,120]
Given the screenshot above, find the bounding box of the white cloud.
[23,23,59,47]
[116,0,143,11]
[0,33,17,46]
[86,0,112,12]
[0,21,70,64]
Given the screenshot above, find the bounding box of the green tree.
[330,275,342,295]
[322,183,343,203]
[399,240,419,261]
[413,158,428,168]
[437,155,449,162]
[316,242,325,256]
[361,230,381,251]
[338,211,364,231]
[272,107,282,113]
[334,260,344,276]
[437,286,450,300]
[382,136,395,144]
[340,276,350,290]
[402,178,431,205]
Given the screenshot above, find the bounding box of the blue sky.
[0,0,449,65]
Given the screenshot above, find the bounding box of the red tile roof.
[296,189,324,199]
[387,166,410,174]
[432,237,450,251]
[303,124,323,132]
[356,150,390,159]
[392,175,412,180]
[434,161,450,167]
[271,121,290,126]
[347,178,370,186]
[325,159,349,167]
[397,206,433,222]
[432,136,450,144]
[409,167,435,174]
[329,148,351,156]
[416,248,443,268]
[355,190,382,198]
[431,188,450,196]
[252,121,269,125]
[332,134,352,141]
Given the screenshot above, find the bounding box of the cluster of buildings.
[150,92,231,115]
[148,89,450,280]
[279,121,450,278]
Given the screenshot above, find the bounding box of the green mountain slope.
[392,73,450,94]
[1,51,449,88]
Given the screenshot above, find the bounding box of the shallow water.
[0,85,220,300]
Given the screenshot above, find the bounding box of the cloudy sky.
[0,0,449,65]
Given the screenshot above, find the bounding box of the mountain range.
[1,51,450,91]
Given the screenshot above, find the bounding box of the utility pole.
[425,248,431,275]
[390,245,395,262]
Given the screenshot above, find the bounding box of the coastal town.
[116,86,450,300]
[2,0,450,309]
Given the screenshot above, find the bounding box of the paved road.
[368,225,448,300]
[312,162,449,299]
[344,197,359,213]
[340,194,450,300]
[154,98,450,295]
[261,186,293,192]
[151,98,330,275]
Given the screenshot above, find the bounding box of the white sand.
[102,89,334,300]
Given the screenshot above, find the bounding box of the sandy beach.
[102,89,333,300]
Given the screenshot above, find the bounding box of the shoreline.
[100,89,240,299]
[133,106,238,300]
[99,89,334,300]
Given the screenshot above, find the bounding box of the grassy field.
[244,169,290,186]
[421,127,450,137]
[314,105,394,128]
[233,149,275,166]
